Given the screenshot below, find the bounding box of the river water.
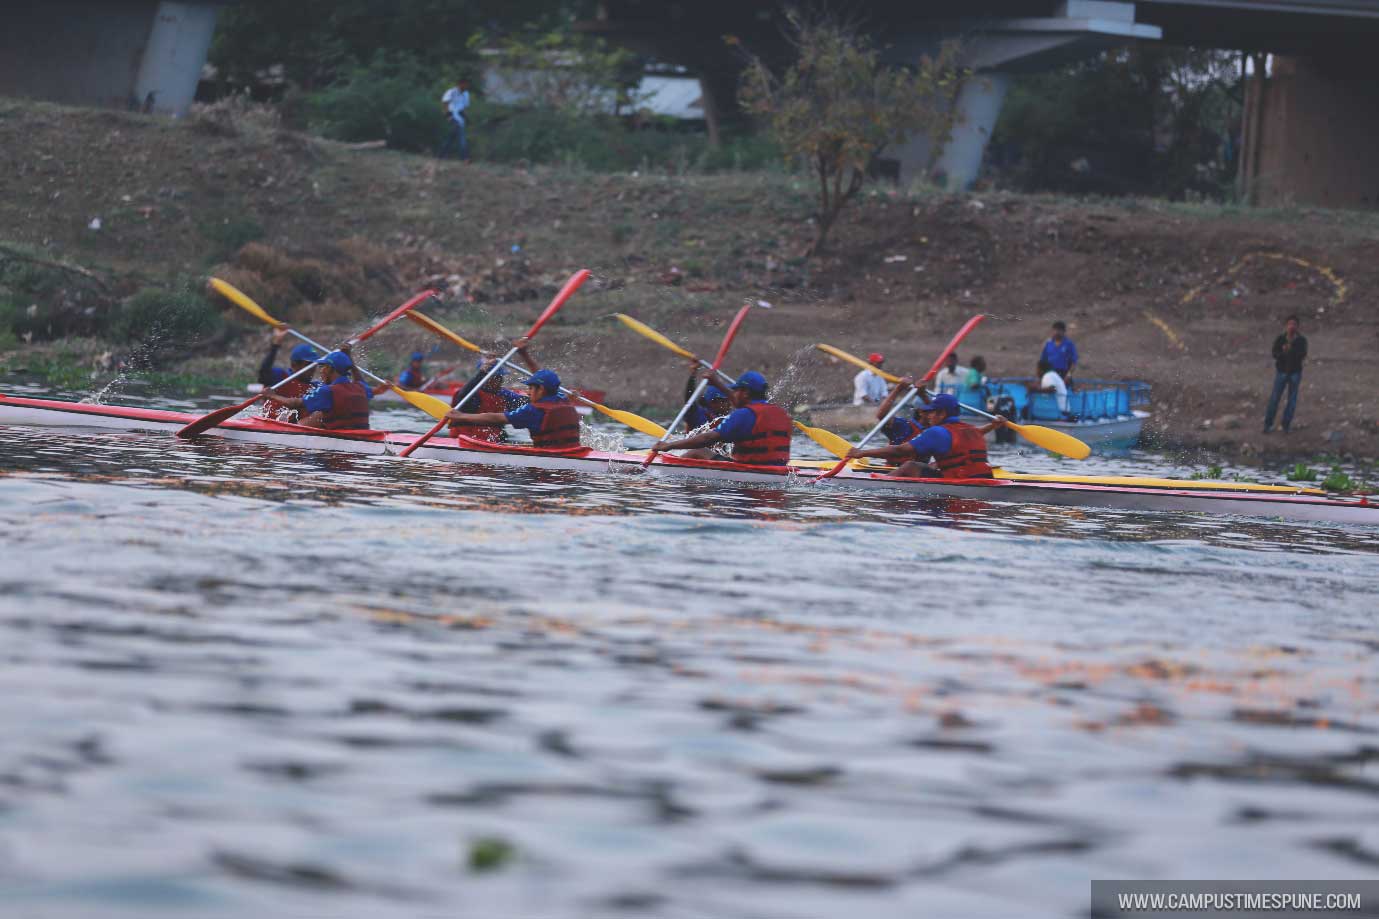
[1,381,1377,918]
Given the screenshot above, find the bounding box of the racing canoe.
[2,394,1375,526]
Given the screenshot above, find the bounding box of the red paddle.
[815,313,987,482]
[177,290,439,439]
[399,269,591,459]
[642,303,754,468]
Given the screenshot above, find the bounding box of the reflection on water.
[2,383,1378,918]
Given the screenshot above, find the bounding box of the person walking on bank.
[438,78,471,161]
[1264,314,1308,434]
[1040,321,1078,380]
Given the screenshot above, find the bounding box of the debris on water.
[467,837,515,872]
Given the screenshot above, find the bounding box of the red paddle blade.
[176,395,260,439]
[355,290,441,344]
[526,269,591,339]
[918,314,986,385]
[711,304,754,370]
[815,456,851,482]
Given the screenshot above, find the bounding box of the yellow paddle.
[816,342,1092,461]
[405,306,666,439]
[614,313,855,457]
[208,278,452,420]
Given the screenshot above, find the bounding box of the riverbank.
[2,97,1376,462]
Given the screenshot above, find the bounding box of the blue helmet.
[522,368,561,393]
[731,370,768,396]
[289,343,319,364]
[315,351,354,375]
[922,393,960,418]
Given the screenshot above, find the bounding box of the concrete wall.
[1247,56,1379,209]
[0,0,220,115]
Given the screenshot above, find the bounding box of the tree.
[739,11,963,255]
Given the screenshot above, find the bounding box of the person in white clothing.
[852,352,889,404]
[932,352,971,392]
[1036,359,1069,414]
[438,78,471,160]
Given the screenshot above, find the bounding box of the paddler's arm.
[846,442,916,462]
[694,365,734,392]
[654,429,723,453]
[976,415,1008,436]
[446,408,507,425]
[512,336,540,374]
[258,327,290,386]
[874,374,915,420]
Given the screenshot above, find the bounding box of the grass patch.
[1285,462,1318,482]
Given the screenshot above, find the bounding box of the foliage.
[209,0,591,91]
[1285,462,1318,482]
[111,287,225,346]
[739,10,963,254]
[1189,463,1225,480]
[468,837,514,872]
[990,47,1241,199]
[308,53,444,151]
[198,215,265,260]
[1322,466,1356,493]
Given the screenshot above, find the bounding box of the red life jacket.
[730,402,792,466]
[448,387,508,442]
[527,398,581,448]
[322,380,371,430]
[934,420,993,478]
[262,377,311,419]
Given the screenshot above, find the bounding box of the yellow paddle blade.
[209,277,282,327]
[1008,423,1092,460]
[792,420,852,461]
[614,314,698,361]
[393,387,452,421]
[591,403,667,439]
[990,468,1326,495]
[407,311,482,353]
[814,344,903,385]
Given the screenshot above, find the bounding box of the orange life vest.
[263,378,311,420]
[322,380,371,430]
[934,420,992,478]
[730,402,792,466]
[449,387,508,442]
[527,398,581,448]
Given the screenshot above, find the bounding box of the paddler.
[873,376,925,445]
[682,362,732,432]
[652,370,793,466]
[846,393,1001,479]
[264,351,374,430]
[396,351,427,390]
[447,355,528,443]
[257,327,318,420]
[444,339,582,448]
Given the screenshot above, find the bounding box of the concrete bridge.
[587,0,1379,207]
[0,1,229,117]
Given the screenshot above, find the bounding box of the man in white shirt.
[932,353,971,392]
[1036,359,1069,414]
[438,78,471,161]
[851,352,890,405]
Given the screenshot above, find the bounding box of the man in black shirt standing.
[1264,314,1308,433]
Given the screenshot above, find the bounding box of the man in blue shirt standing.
[438,78,471,161]
[1039,321,1078,379]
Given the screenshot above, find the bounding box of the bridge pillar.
[1242,55,1379,209]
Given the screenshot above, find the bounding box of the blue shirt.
[398,367,424,388]
[1040,338,1078,373]
[301,379,373,414]
[686,385,729,429]
[715,401,768,443]
[905,423,954,459]
[443,87,470,124]
[505,395,563,431]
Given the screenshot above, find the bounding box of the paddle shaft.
[855,386,919,452]
[274,326,401,393]
[399,346,520,458]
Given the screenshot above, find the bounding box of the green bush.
[1286,462,1318,482]
[309,53,442,152]
[198,215,264,258]
[112,287,225,345]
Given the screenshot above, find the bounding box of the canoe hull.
[2,394,1374,526]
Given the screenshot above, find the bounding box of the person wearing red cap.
[852,352,889,405]
[846,393,1002,479]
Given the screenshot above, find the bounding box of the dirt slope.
[2,97,1377,461]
